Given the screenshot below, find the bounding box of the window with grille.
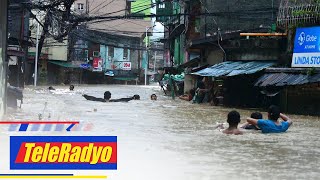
[159,3,165,8]
[77,3,84,10]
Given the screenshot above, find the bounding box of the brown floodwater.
[3,85,320,180]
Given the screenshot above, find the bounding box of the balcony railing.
[277,0,320,29]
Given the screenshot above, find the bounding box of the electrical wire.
[89,0,111,13]
[198,0,226,61]
[90,0,117,15]
[93,2,156,18]
[87,3,156,25]
[86,28,164,34]
[70,31,160,51]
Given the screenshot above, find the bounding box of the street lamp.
[145,25,155,86]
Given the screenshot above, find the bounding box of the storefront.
[255,69,320,115]
[192,60,275,106]
[253,26,320,115]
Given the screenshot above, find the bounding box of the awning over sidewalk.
[48,61,80,68]
[114,77,138,81]
[188,64,210,73]
[192,61,275,77]
[254,73,320,87]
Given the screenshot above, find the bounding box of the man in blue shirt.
[246,105,293,133]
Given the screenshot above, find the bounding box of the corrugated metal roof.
[309,73,320,83]
[255,73,320,87]
[192,61,275,77]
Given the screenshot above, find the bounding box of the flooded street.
[3,85,320,180]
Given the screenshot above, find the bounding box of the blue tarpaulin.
[192,61,275,77]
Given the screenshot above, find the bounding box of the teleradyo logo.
[298,31,317,46]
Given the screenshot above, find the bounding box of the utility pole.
[34,21,40,86]
[145,27,148,86]
[154,43,157,73]
[145,25,155,86]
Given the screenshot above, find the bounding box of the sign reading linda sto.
[292,26,320,67]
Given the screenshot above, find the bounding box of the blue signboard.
[80,63,91,69]
[292,26,320,67]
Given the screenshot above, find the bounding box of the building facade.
[66,0,152,84]
[8,0,30,88]
[156,0,288,108]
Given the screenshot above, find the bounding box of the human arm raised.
[246,117,258,126]
[280,113,293,126]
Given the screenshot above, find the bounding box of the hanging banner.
[93,58,103,72]
[112,61,131,70]
[93,58,99,68]
[292,26,320,67]
[121,62,131,70]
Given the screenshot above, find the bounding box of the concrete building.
[67,0,152,84]
[256,0,320,115]
[155,0,320,115]
[7,0,30,88]
[25,0,152,85]
[156,0,285,107]
[28,17,69,85]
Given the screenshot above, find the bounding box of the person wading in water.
[83,91,140,102]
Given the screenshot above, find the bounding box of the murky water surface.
[3,85,320,180]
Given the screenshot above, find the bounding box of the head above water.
[227,110,241,127]
[104,91,111,100]
[268,105,280,121]
[133,94,140,100]
[48,86,55,90]
[69,85,74,91]
[251,112,263,119]
[151,94,157,100]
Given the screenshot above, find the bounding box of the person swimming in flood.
[83,91,140,102]
[83,91,111,102]
[69,85,74,91]
[48,86,55,90]
[246,105,293,133]
[151,94,157,100]
[222,110,243,135]
[109,94,140,102]
[240,112,263,130]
